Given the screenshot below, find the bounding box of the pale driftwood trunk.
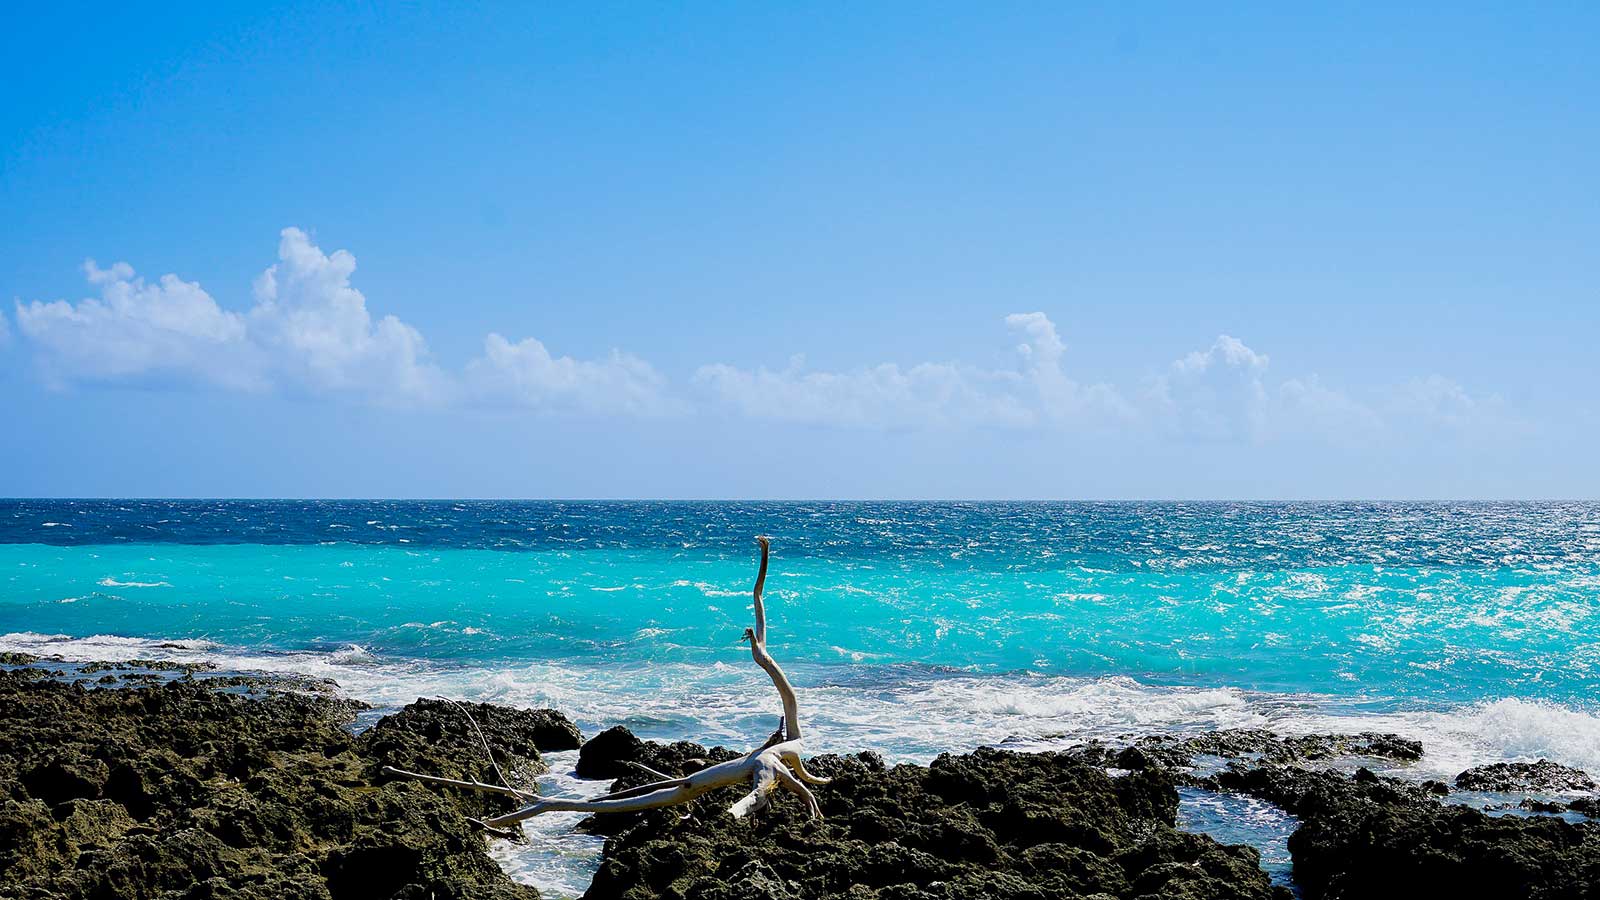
[392,536,830,829]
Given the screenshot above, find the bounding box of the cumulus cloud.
[1145,336,1502,442]
[695,319,1499,443]
[466,334,677,416]
[11,228,1499,437]
[693,313,1129,429]
[1145,334,1273,440]
[1387,375,1496,428]
[248,228,447,404]
[16,261,257,389]
[693,356,1032,428]
[1004,312,1135,424]
[13,228,670,415]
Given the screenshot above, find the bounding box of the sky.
[1,2,1596,499]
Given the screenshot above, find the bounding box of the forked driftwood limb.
[390,536,831,829]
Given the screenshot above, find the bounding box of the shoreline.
[6,629,1599,782]
[3,655,1598,899]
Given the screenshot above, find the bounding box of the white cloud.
[1387,375,1493,428]
[693,357,1033,428]
[1275,374,1385,437]
[1172,334,1270,376]
[12,228,1502,440]
[1004,312,1134,423]
[696,320,1500,444]
[692,313,1129,429]
[16,261,258,389]
[466,333,678,416]
[1146,334,1273,440]
[13,227,666,415]
[248,228,447,404]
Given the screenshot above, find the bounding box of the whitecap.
[328,644,378,666]
[95,577,172,588]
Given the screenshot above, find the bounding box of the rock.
[576,725,739,782]
[573,728,744,838]
[1124,729,1424,772]
[1219,763,1600,899]
[583,745,1289,900]
[1065,729,1428,784]
[0,799,73,879]
[1455,759,1596,793]
[0,667,537,899]
[79,658,218,675]
[21,754,110,806]
[1217,764,1439,815]
[358,697,579,817]
[59,798,137,848]
[576,725,647,779]
[1112,745,1154,771]
[1521,798,1567,813]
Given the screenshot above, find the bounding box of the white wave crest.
[96,577,172,588]
[329,644,378,666]
[670,579,743,598]
[5,631,1599,793]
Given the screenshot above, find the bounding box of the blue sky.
[2,2,1596,499]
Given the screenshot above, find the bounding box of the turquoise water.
[5,501,1598,702]
[4,537,1598,705]
[4,501,1599,892]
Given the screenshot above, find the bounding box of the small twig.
[629,760,675,780]
[439,696,516,791]
[381,765,532,800]
[591,776,692,801]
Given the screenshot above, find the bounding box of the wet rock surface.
[1454,759,1597,793]
[580,736,1290,900]
[360,698,581,819]
[576,725,741,783]
[572,724,1597,900]
[1062,729,1424,776]
[1218,763,1600,899]
[0,666,571,900]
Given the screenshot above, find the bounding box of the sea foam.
[5,631,1598,781]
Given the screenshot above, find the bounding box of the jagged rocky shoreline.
[2,659,1597,899]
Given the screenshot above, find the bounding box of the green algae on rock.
[0,668,575,900]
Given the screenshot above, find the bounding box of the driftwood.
[389,536,829,828]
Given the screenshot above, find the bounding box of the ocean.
[3,500,1598,895]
